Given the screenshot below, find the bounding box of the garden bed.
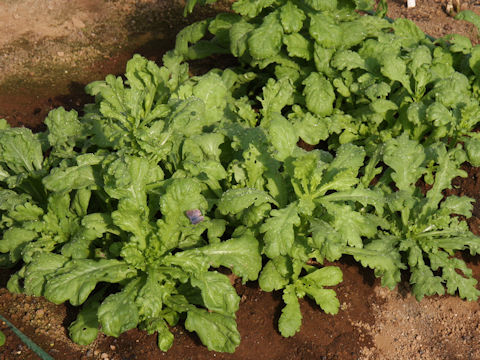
[1,0,480,359]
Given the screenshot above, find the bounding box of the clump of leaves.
[0,53,368,351]
[312,133,480,301]
[2,0,480,354]
[178,0,480,150]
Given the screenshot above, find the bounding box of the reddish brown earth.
[1,1,480,359]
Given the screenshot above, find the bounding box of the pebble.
[57,51,65,57]
[110,345,116,351]
[72,17,86,29]
[36,309,45,317]
[100,352,109,359]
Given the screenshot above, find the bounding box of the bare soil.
[1,0,480,359]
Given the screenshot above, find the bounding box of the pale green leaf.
[303,72,335,117]
[260,203,300,258]
[44,259,137,306]
[278,285,302,337]
[185,308,240,353]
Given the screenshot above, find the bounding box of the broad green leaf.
[152,319,175,352]
[104,155,163,206]
[290,107,329,145]
[185,308,240,353]
[45,107,83,156]
[319,143,365,193]
[197,233,262,281]
[431,72,470,108]
[98,279,141,337]
[218,188,275,215]
[331,50,365,71]
[229,20,255,57]
[166,97,207,138]
[134,271,169,320]
[280,1,305,33]
[259,78,295,119]
[410,263,444,301]
[44,259,137,306]
[278,285,302,337]
[69,291,103,345]
[42,165,97,193]
[309,14,342,49]
[0,189,32,213]
[311,219,344,261]
[260,203,300,258]
[247,15,283,60]
[305,0,337,11]
[302,266,343,287]
[0,127,43,174]
[232,0,275,18]
[426,102,454,128]
[381,55,412,94]
[0,227,37,263]
[191,272,240,315]
[444,34,472,54]
[392,18,426,47]
[266,114,298,161]
[303,72,335,117]
[283,33,311,60]
[23,253,69,296]
[313,43,335,74]
[175,21,208,56]
[160,178,208,221]
[258,259,290,292]
[320,188,385,215]
[464,137,480,166]
[323,203,380,248]
[383,133,425,192]
[346,236,405,289]
[192,72,227,123]
[304,287,340,315]
[469,45,480,75]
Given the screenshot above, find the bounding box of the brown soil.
[1,0,480,359]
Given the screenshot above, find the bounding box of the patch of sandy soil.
[358,285,480,360]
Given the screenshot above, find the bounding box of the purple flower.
[185,209,204,225]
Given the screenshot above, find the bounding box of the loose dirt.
[1,0,480,359]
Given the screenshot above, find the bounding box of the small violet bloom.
[185,209,204,225]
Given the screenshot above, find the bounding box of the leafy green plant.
[0,53,369,351]
[311,133,480,301]
[176,0,480,150]
[2,0,480,354]
[0,56,266,353]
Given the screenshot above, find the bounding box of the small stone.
[110,345,116,351]
[57,51,64,57]
[94,350,100,356]
[101,353,109,359]
[35,309,45,317]
[72,16,86,29]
